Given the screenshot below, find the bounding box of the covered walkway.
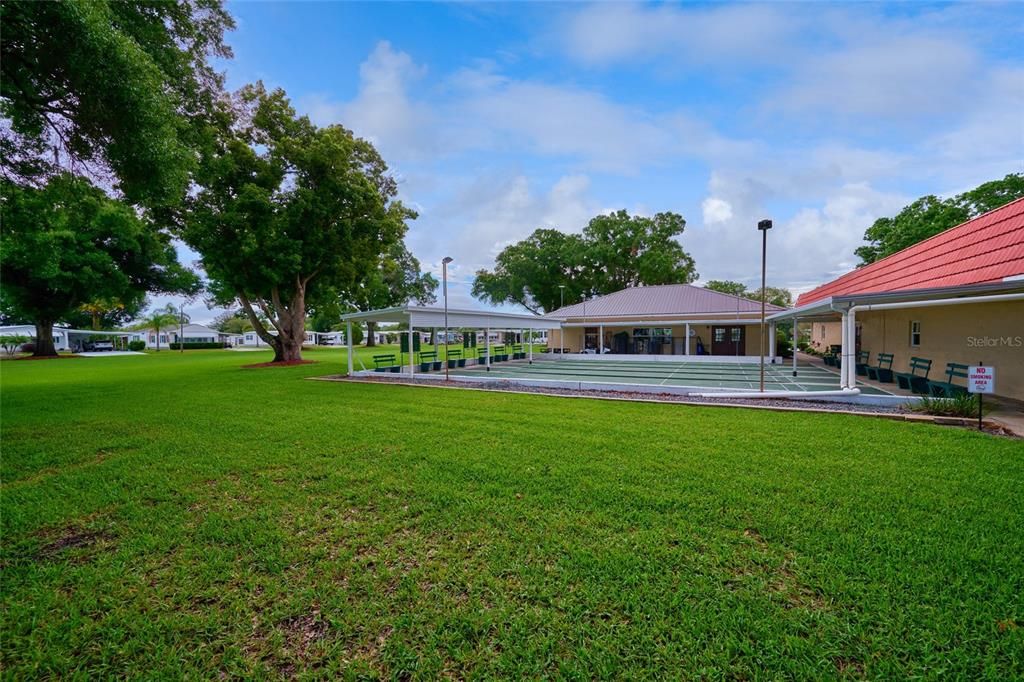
[339,306,562,376]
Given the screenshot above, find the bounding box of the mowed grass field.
[2,349,1022,679]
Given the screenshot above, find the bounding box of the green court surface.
[450,358,893,395]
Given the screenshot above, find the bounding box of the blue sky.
[167,1,1023,322]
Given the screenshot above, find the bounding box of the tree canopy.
[703,280,792,308]
[180,83,415,362]
[0,174,199,355]
[0,0,234,206]
[856,174,1024,265]
[345,242,438,346]
[472,211,697,314]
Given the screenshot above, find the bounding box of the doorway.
[711,325,745,355]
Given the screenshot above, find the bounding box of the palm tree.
[142,305,181,352]
[78,298,125,330]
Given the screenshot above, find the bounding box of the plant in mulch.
[1,334,30,357]
[908,393,981,418]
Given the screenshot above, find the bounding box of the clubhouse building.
[769,198,1024,401]
[545,284,785,359]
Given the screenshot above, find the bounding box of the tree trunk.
[33,320,58,357]
[366,321,377,347]
[237,286,306,363]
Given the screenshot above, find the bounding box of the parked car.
[83,341,114,352]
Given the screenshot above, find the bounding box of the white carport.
[339,306,562,376]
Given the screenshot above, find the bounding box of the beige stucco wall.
[809,321,843,352]
[549,321,771,356]
[857,300,1024,401]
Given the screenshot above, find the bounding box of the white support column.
[685,323,690,355]
[769,322,777,362]
[408,328,415,376]
[599,324,604,354]
[528,328,534,363]
[346,321,354,375]
[846,311,857,389]
[486,327,491,369]
[839,312,849,388]
[792,318,798,376]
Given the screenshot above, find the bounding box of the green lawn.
[2,349,1022,679]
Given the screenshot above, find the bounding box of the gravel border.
[317,374,906,414]
[313,374,1018,437]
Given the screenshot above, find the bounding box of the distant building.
[545,284,785,357]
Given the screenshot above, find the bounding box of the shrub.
[21,342,35,354]
[1,334,30,356]
[128,340,146,351]
[168,342,227,350]
[908,393,981,418]
[775,335,793,358]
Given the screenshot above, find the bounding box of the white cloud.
[303,41,437,161]
[702,197,733,224]
[561,3,801,68]
[774,36,980,120]
[690,174,908,294]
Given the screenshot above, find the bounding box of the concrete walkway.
[77,351,145,357]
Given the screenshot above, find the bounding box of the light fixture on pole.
[442,256,454,381]
[757,219,773,392]
[558,284,566,353]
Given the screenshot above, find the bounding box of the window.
[713,328,726,343]
[632,328,651,337]
[819,325,825,340]
[910,321,921,347]
[584,327,598,350]
[731,327,742,342]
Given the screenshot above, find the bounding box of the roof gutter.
[838,291,1024,389]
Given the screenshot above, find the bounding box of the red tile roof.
[797,197,1024,306]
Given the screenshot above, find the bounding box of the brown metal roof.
[546,284,786,319]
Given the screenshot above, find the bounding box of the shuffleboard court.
[449,358,894,395]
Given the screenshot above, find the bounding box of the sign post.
[967,363,995,431]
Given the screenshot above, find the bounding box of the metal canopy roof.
[768,279,1024,322]
[340,306,561,330]
[546,284,786,320]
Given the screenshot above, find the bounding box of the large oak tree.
[1,0,233,206]
[473,210,697,314]
[0,174,198,355]
[856,174,1024,265]
[181,84,414,362]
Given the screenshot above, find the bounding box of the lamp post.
[558,284,565,352]
[757,219,773,392]
[442,256,453,381]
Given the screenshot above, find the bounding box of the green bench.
[866,353,894,383]
[373,353,399,373]
[823,344,842,367]
[895,356,932,394]
[854,350,871,376]
[446,348,464,368]
[418,351,443,372]
[929,362,970,398]
[491,345,506,362]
